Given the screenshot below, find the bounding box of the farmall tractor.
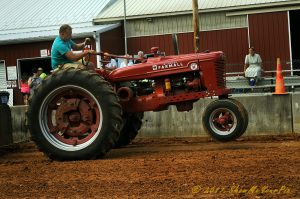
[28,48,248,160]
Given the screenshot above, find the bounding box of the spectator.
[51,24,95,70]
[120,55,133,68]
[28,68,42,95]
[103,55,118,70]
[134,51,145,64]
[38,67,47,80]
[20,74,30,105]
[244,47,263,86]
[145,47,161,58]
[151,47,160,57]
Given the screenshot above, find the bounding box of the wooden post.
[192,0,200,53]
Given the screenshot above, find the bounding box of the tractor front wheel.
[202,99,248,142]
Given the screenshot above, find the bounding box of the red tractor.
[28,48,248,160]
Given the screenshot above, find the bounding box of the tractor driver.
[51,24,95,71]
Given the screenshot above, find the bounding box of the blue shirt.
[51,36,76,69]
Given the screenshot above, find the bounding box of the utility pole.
[192,0,200,53]
[123,0,128,54]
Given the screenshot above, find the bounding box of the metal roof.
[0,23,120,45]
[94,0,299,22]
[0,0,117,44]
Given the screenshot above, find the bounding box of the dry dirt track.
[0,137,299,199]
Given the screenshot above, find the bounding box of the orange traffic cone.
[273,58,287,95]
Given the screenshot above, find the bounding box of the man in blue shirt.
[51,24,95,70]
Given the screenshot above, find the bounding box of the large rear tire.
[202,99,248,142]
[115,112,144,147]
[28,68,122,160]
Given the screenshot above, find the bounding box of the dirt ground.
[0,137,299,199]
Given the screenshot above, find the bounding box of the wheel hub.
[214,112,230,125]
[212,111,233,131]
[69,111,81,123]
[56,98,94,137]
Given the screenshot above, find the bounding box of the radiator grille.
[215,60,225,87]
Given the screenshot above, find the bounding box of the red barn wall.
[127,28,249,72]
[248,11,290,71]
[100,25,125,55]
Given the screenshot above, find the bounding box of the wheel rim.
[39,85,103,151]
[209,108,237,136]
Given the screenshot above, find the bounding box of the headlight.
[189,63,199,70]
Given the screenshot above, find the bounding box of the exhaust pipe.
[117,87,134,102]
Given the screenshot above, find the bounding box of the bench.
[225,76,300,93]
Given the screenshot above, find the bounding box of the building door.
[289,10,300,75]
[17,57,51,84]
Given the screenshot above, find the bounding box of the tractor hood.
[108,51,223,82]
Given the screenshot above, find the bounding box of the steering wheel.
[82,44,91,67]
[82,52,91,67]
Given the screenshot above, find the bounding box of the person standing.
[120,55,133,68]
[38,67,47,80]
[28,68,42,96]
[20,74,30,105]
[134,51,145,64]
[103,55,118,70]
[244,47,263,86]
